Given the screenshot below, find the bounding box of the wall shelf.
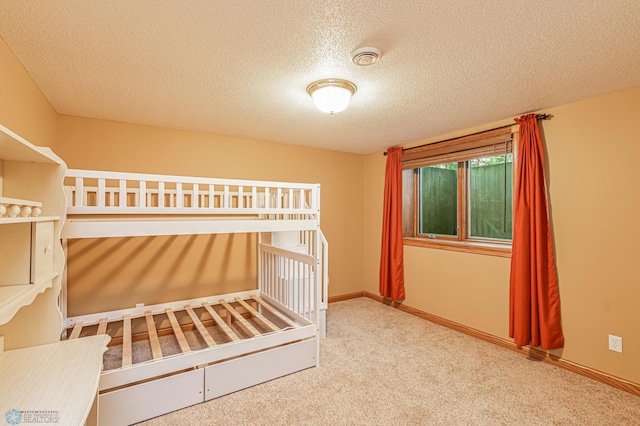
[0,272,58,325]
[0,196,43,219]
[0,125,61,165]
[0,215,59,225]
[0,196,42,206]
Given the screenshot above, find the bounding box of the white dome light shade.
[306,79,357,114]
[312,86,351,113]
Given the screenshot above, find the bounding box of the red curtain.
[379,146,405,300]
[509,114,564,349]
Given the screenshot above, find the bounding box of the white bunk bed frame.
[61,169,329,425]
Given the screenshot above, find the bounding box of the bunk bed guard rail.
[64,169,319,216]
[258,243,318,323]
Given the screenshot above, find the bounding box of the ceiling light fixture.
[306,78,357,114]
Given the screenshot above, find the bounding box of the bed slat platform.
[69,321,83,339]
[202,302,240,341]
[219,299,262,337]
[122,314,132,368]
[97,317,108,335]
[165,308,192,353]
[145,311,163,360]
[184,305,217,347]
[66,295,315,380]
[251,295,300,329]
[235,297,280,332]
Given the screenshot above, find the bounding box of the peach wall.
[0,38,58,148]
[363,86,640,384]
[56,115,364,314]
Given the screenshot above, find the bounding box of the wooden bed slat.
[145,311,163,360]
[122,314,132,367]
[201,302,240,341]
[69,321,83,339]
[234,297,280,333]
[185,305,216,347]
[165,308,192,353]
[97,318,108,335]
[220,300,261,337]
[251,296,299,328]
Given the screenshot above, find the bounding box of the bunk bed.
[61,169,329,425]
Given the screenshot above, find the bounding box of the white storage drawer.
[204,339,317,400]
[98,368,205,426]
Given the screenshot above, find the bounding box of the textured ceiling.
[1,1,639,154]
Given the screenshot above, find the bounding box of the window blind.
[401,126,514,169]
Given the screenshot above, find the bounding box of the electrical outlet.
[608,334,623,353]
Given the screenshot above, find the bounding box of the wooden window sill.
[403,237,511,258]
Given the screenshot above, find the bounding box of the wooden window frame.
[402,126,518,258]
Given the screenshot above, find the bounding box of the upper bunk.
[62,169,321,239]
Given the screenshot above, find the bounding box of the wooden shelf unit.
[0,124,109,425]
[0,123,65,330]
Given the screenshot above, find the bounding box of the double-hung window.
[401,126,516,257]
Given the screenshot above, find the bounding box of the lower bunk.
[65,291,318,425]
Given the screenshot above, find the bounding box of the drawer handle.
[44,245,52,254]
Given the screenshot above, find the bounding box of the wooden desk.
[0,335,109,425]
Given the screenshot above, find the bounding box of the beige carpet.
[139,297,640,425]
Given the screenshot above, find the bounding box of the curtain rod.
[383,113,553,156]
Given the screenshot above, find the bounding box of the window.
[419,162,458,237]
[402,126,516,257]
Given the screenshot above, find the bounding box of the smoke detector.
[351,47,382,66]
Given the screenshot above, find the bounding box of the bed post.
[257,232,263,295]
[315,184,322,366]
[60,238,68,337]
